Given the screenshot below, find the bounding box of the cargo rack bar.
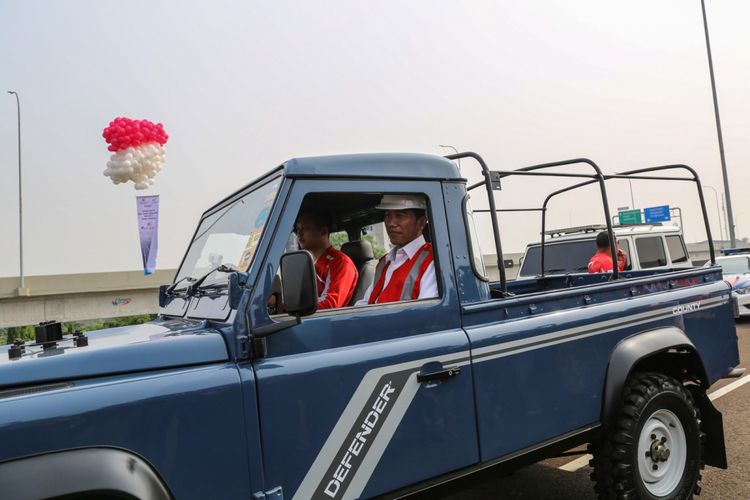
[445,154,714,295]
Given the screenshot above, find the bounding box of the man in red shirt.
[588,231,627,273]
[295,209,358,309]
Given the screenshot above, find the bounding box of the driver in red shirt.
[295,209,358,309]
[588,231,627,273]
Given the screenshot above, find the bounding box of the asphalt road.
[440,319,750,500]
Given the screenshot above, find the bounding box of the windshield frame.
[172,169,284,292]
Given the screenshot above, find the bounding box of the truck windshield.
[520,240,597,276]
[174,177,281,289]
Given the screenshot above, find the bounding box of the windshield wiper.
[166,276,197,295]
[187,264,236,296]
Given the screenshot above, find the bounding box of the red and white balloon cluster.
[102,117,169,190]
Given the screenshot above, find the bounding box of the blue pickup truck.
[0,153,741,500]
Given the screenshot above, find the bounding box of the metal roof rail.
[545,224,608,237]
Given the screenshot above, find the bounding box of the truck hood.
[0,319,229,389]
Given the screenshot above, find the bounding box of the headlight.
[735,287,750,295]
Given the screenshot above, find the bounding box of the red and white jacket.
[358,235,438,305]
[315,246,358,309]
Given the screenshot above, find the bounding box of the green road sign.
[618,209,642,225]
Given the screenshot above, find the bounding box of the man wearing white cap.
[356,194,438,305]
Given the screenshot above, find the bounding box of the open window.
[617,238,633,270]
[267,191,440,316]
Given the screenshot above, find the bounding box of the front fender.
[0,447,172,499]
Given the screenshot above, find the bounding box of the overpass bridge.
[0,254,522,329]
[0,242,716,329]
[0,255,521,329]
[0,270,176,328]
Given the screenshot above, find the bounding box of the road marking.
[558,454,591,472]
[559,374,750,472]
[708,374,750,401]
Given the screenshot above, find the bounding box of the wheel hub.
[649,438,671,462]
[637,409,687,496]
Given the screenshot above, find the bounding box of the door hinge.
[253,486,283,500]
[251,337,268,359]
[236,334,249,359]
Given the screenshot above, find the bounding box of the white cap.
[375,194,427,210]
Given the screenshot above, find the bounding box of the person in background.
[356,194,438,305]
[295,209,358,310]
[588,231,627,273]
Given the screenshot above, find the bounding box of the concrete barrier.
[0,270,175,328]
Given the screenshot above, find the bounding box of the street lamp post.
[722,192,731,244]
[627,180,635,210]
[701,0,737,247]
[703,185,725,242]
[7,90,25,292]
[439,144,461,172]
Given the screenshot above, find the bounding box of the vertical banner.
[136,195,160,275]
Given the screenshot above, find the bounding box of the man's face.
[384,209,426,247]
[295,215,327,252]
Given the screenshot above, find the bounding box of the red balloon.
[103,116,168,152]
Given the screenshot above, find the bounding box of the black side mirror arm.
[252,315,301,338]
[246,250,317,348]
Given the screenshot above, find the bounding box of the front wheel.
[589,372,705,499]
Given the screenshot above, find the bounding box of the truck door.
[249,180,478,499]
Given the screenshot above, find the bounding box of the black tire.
[589,372,705,500]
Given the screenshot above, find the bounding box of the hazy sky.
[1,1,749,278]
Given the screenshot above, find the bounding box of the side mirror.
[281,250,318,317]
[158,284,169,307]
[251,251,318,339]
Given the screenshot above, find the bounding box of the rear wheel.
[589,372,705,499]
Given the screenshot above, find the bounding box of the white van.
[516,224,692,279]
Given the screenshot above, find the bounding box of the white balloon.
[103,141,165,189]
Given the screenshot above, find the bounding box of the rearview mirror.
[281,251,318,317]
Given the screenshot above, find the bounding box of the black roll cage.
[445,153,715,296]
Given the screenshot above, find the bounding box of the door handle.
[417,365,461,383]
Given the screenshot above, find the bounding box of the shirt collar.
[315,245,334,263]
[387,235,426,262]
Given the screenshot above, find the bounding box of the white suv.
[517,224,692,279]
[707,250,750,317]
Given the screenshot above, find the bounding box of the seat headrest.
[341,240,375,262]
